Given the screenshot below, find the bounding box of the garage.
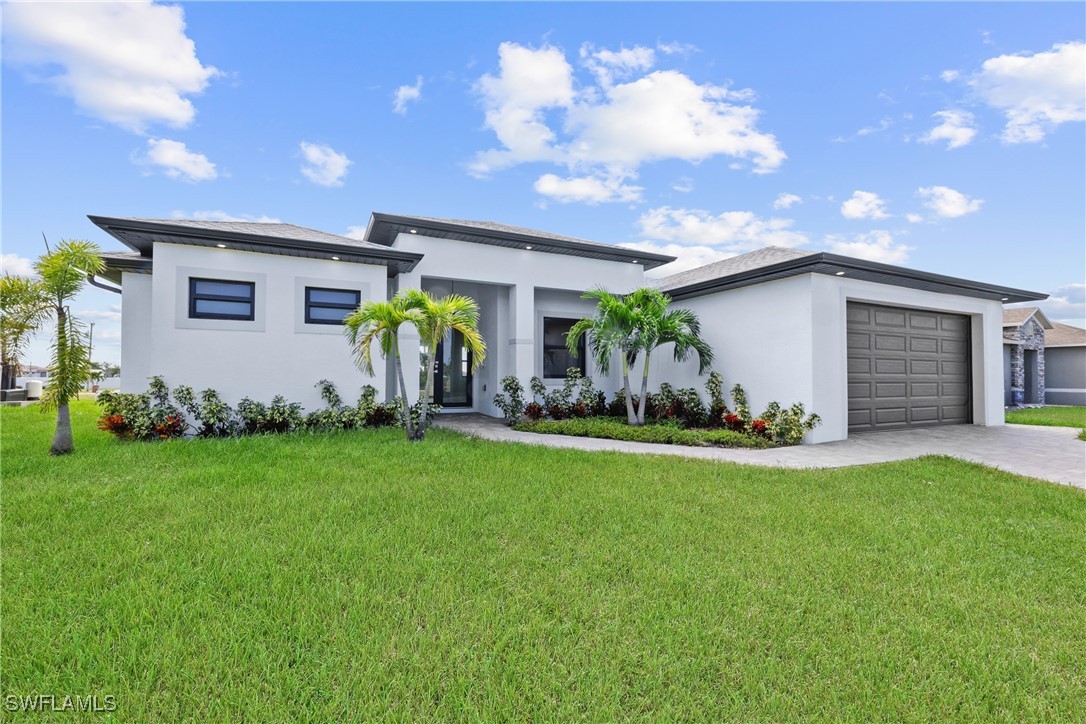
[847,302,972,432]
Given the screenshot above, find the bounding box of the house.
[1044,321,1086,406]
[92,214,1046,444]
[1002,307,1052,407]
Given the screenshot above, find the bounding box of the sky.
[2,1,1084,367]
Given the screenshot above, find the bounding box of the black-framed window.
[305,287,360,325]
[543,317,586,378]
[188,278,255,321]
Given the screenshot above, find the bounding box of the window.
[543,317,585,378]
[188,278,255,320]
[305,287,361,325]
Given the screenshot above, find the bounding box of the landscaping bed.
[513,416,776,448]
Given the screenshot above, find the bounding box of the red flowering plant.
[749,419,771,438]
[523,402,545,420]
[722,413,746,432]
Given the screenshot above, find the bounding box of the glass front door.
[434,330,472,407]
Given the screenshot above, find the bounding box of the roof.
[1045,322,1086,347]
[658,247,816,292]
[364,212,676,270]
[1002,307,1053,329]
[89,216,423,277]
[656,245,1048,304]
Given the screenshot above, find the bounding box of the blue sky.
[3,1,1084,366]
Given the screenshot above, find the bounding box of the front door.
[433,329,473,407]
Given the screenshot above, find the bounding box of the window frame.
[188,277,256,321]
[304,286,361,326]
[542,316,587,379]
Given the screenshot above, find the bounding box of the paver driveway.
[437,415,1086,488]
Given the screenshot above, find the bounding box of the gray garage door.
[847,302,972,432]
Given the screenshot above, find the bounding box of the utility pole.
[87,322,95,392]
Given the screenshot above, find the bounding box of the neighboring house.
[1044,321,1086,406]
[93,214,1046,444]
[1002,307,1052,407]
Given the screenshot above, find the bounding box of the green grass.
[513,416,774,448]
[1006,405,1086,430]
[3,401,1084,720]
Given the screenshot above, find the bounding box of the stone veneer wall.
[1006,317,1046,406]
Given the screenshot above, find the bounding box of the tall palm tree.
[403,288,486,439]
[35,240,105,455]
[566,288,642,425]
[627,288,714,426]
[567,287,714,426]
[344,292,422,440]
[0,274,50,391]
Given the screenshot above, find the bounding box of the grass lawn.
[3,401,1084,719]
[1005,405,1086,430]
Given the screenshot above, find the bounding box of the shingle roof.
[1002,307,1053,329]
[401,215,627,252]
[97,217,390,251]
[658,247,817,292]
[1045,322,1086,347]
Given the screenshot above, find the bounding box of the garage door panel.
[847,302,972,433]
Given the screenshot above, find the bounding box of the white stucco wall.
[143,243,388,412]
[119,271,153,393]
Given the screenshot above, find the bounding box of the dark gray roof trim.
[664,252,1048,304]
[89,216,423,277]
[365,212,676,270]
[98,250,153,284]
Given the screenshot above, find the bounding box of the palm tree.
[566,288,642,425]
[34,240,105,455]
[627,288,714,426]
[0,274,50,391]
[567,287,713,426]
[402,288,486,439]
[344,292,422,440]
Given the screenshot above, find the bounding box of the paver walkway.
[436,414,1086,489]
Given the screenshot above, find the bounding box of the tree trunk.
[1,362,15,391]
[621,352,638,426]
[51,400,74,455]
[392,341,415,441]
[636,351,652,426]
[416,344,438,441]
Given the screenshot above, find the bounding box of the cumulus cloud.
[469,42,785,202]
[826,230,912,264]
[393,76,423,115]
[905,213,925,224]
[78,308,123,322]
[1,254,36,277]
[3,0,218,133]
[299,141,352,187]
[841,190,890,220]
[656,41,700,57]
[916,185,983,218]
[940,69,961,82]
[1038,283,1085,326]
[969,41,1085,143]
[533,173,643,204]
[140,138,217,182]
[619,241,733,277]
[170,210,282,223]
[920,109,977,149]
[773,192,803,210]
[636,205,808,252]
[671,177,695,193]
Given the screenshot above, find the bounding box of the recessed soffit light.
[331,256,340,261]
[835,271,846,276]
[408,229,417,234]
[216,243,227,248]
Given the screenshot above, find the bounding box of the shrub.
[492,376,526,423]
[513,417,774,449]
[523,402,545,421]
[97,379,187,442]
[731,383,752,425]
[758,401,822,445]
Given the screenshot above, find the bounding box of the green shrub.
[513,417,774,449]
[492,376,526,423]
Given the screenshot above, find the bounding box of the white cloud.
[1038,283,1085,326]
[841,190,890,220]
[344,226,368,240]
[773,192,802,210]
[656,41,700,57]
[469,42,785,201]
[916,185,983,218]
[969,41,1085,143]
[906,213,925,224]
[920,109,977,149]
[940,69,960,82]
[171,210,281,223]
[636,206,808,253]
[299,141,352,187]
[671,176,695,193]
[620,241,733,277]
[1,254,36,277]
[141,138,217,182]
[393,76,423,115]
[826,230,912,264]
[533,173,643,204]
[3,0,218,133]
[78,309,123,322]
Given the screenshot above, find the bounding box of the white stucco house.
[92,214,1046,444]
